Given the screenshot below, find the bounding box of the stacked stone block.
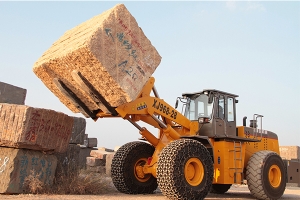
[69,117,86,145]
[86,148,115,175]
[78,146,98,169]
[0,82,26,105]
[55,144,81,177]
[0,103,74,153]
[0,147,57,194]
[54,117,87,176]
[0,81,75,194]
[279,146,300,161]
[84,137,98,148]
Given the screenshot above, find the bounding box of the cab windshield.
[184,94,213,121]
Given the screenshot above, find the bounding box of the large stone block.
[69,117,86,144]
[55,144,80,176]
[0,103,74,153]
[90,149,114,160]
[78,147,98,169]
[33,4,161,115]
[84,138,97,148]
[280,146,300,160]
[86,156,105,167]
[0,82,27,105]
[0,147,57,194]
[105,153,115,176]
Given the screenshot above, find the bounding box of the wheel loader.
[55,72,286,200]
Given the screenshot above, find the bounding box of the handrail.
[253,114,264,142]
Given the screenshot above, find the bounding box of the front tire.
[111,141,157,194]
[157,139,213,200]
[246,150,286,200]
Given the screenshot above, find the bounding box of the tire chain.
[111,141,157,194]
[157,139,213,200]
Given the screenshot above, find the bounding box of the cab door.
[226,96,237,137]
[214,95,226,136]
[214,95,236,137]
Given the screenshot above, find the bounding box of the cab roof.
[182,89,239,98]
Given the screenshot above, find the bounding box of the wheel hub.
[184,158,204,186]
[134,158,151,182]
[268,164,281,188]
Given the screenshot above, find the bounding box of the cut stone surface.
[86,156,105,167]
[33,4,161,116]
[78,147,98,169]
[90,149,114,160]
[0,147,57,194]
[0,103,74,153]
[55,144,80,176]
[69,117,86,144]
[105,153,115,176]
[0,82,27,105]
[280,146,300,160]
[84,138,97,148]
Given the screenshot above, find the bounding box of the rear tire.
[210,184,232,194]
[246,150,286,200]
[157,139,213,200]
[111,141,157,194]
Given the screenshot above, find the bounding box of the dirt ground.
[1,185,299,200]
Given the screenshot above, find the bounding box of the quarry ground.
[1,184,299,200]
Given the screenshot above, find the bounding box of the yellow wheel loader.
[55,72,286,200]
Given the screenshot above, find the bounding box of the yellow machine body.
[54,71,285,199]
[94,77,281,185]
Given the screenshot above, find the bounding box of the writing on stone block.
[26,110,72,142]
[117,17,156,73]
[104,18,156,93]
[0,154,54,190]
[0,157,9,173]
[19,155,54,188]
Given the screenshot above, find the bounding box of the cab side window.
[227,97,234,122]
[218,96,225,119]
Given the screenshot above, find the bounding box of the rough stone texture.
[98,147,114,152]
[0,82,27,105]
[69,117,86,144]
[90,149,114,160]
[280,146,300,160]
[84,138,97,148]
[0,103,74,153]
[285,160,300,186]
[105,153,115,176]
[84,134,88,139]
[78,147,98,169]
[33,4,162,115]
[0,147,57,194]
[86,156,105,167]
[55,144,80,177]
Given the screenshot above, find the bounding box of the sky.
[0,1,299,149]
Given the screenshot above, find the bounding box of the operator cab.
[181,89,239,138]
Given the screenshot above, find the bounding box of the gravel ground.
[1,185,299,200]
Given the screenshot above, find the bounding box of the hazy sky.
[0,1,299,149]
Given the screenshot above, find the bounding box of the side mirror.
[175,99,179,109]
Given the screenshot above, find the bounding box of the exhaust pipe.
[243,116,247,126]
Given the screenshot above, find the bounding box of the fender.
[181,135,214,163]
